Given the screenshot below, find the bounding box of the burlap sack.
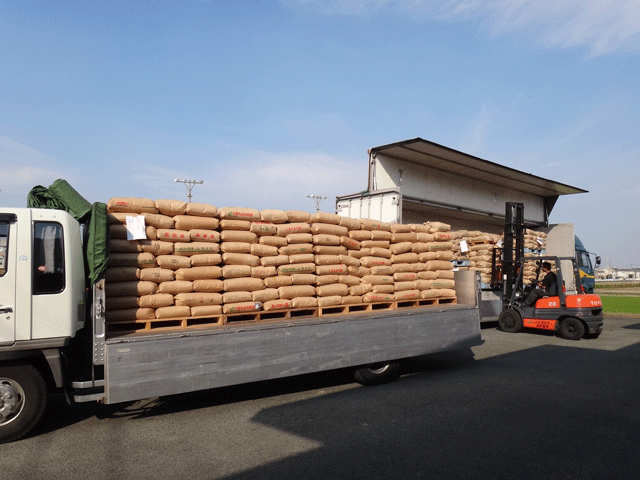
[109,252,157,269]
[260,255,290,267]
[313,234,341,246]
[395,290,420,301]
[349,283,373,296]
[425,260,454,271]
[315,254,341,265]
[224,301,262,314]
[412,243,431,254]
[338,275,361,286]
[416,233,435,243]
[263,299,292,311]
[220,230,258,244]
[190,254,222,267]
[155,199,187,216]
[292,297,318,308]
[105,267,139,283]
[417,271,438,280]
[286,233,313,244]
[347,249,369,259]
[221,252,261,266]
[338,254,360,268]
[174,242,220,256]
[220,242,252,254]
[250,243,279,257]
[414,279,432,290]
[105,308,155,322]
[390,242,412,255]
[391,232,417,243]
[370,265,394,275]
[316,264,348,276]
[363,292,394,303]
[251,265,277,278]
[360,219,390,231]
[348,265,371,277]
[260,209,289,224]
[107,197,158,214]
[289,253,316,264]
[369,247,392,259]
[411,224,431,234]
[280,243,314,255]
[223,291,253,304]
[433,232,453,242]
[252,288,279,303]
[439,288,457,298]
[185,202,218,217]
[259,235,287,247]
[318,296,342,307]
[418,252,438,262]
[218,206,261,221]
[158,280,194,294]
[391,252,419,264]
[316,275,339,286]
[175,215,219,231]
[156,255,191,270]
[138,293,174,309]
[192,279,223,293]
[349,230,372,241]
[360,256,392,268]
[421,289,441,299]
[310,223,349,237]
[155,306,191,318]
[427,221,451,233]
[437,270,455,279]
[223,277,265,292]
[139,268,175,283]
[277,263,316,275]
[372,285,395,294]
[278,285,316,299]
[156,229,191,243]
[291,274,317,285]
[393,272,418,281]
[423,279,456,289]
[370,230,392,241]
[363,275,394,285]
[175,266,222,281]
[394,281,416,292]
[222,264,252,278]
[435,251,454,261]
[389,223,412,233]
[342,295,363,305]
[109,224,157,240]
[191,305,223,316]
[276,223,312,237]
[105,296,138,310]
[263,276,293,288]
[108,212,174,229]
[423,242,454,252]
[309,212,341,225]
[190,229,221,243]
[313,245,347,255]
[338,216,361,230]
[106,280,157,297]
[251,222,278,236]
[363,239,390,248]
[393,263,415,273]
[174,292,223,307]
[285,210,310,223]
[340,236,361,250]
[219,219,251,231]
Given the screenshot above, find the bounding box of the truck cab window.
[0,223,8,277]
[33,222,65,294]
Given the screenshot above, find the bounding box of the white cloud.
[296,0,640,55]
[0,135,67,191]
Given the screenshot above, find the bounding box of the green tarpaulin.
[28,179,109,285]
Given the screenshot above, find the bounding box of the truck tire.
[559,318,585,341]
[354,361,401,386]
[0,363,47,444]
[498,309,522,333]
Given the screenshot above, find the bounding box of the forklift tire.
[559,318,585,341]
[354,361,401,386]
[0,363,48,444]
[498,310,523,333]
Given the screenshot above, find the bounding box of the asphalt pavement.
[2,315,639,480]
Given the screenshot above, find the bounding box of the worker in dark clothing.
[525,261,558,306]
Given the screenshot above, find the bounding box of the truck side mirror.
[595,256,601,267]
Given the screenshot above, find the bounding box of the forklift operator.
[525,262,558,306]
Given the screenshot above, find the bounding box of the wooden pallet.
[105,297,459,335]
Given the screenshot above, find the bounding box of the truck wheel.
[498,310,522,333]
[354,361,401,386]
[0,363,47,444]
[560,318,585,341]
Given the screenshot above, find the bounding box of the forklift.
[495,203,604,340]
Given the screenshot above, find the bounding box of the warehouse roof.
[368,137,587,198]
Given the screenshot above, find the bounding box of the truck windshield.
[578,251,593,271]
[0,223,7,277]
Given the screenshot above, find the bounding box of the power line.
[174,179,203,203]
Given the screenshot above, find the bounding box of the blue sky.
[1,0,639,268]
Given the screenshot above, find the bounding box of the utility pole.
[306,194,327,212]
[174,179,203,203]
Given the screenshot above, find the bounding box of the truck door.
[0,213,16,345]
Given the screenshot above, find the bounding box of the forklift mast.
[502,202,525,308]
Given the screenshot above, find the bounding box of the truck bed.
[104,303,481,404]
